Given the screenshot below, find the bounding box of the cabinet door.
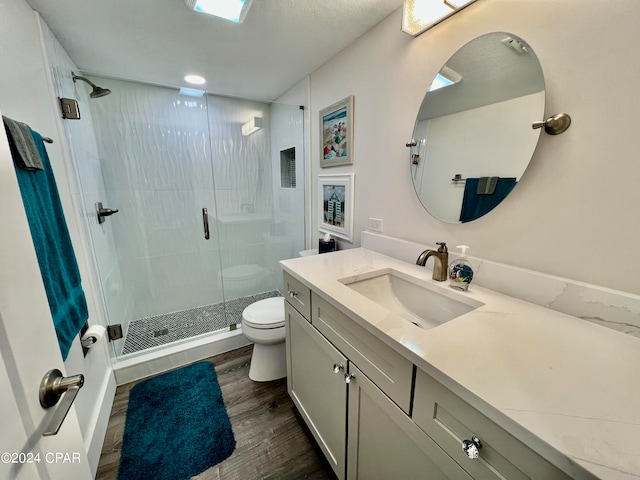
[286,301,348,480]
[347,364,472,480]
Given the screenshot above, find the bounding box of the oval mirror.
[410,32,545,223]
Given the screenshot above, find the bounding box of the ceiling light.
[184,74,206,85]
[184,0,254,23]
[402,0,477,37]
[179,87,205,97]
[241,117,262,136]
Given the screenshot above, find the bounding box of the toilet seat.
[242,297,285,329]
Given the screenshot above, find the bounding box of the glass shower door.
[88,78,227,357]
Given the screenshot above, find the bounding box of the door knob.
[344,373,356,384]
[332,363,344,374]
[39,369,84,436]
[462,436,483,459]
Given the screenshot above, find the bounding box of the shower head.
[72,72,111,98]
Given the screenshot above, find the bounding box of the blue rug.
[118,362,236,480]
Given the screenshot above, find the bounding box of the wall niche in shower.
[280,147,296,189]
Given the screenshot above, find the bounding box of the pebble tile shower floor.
[121,291,281,355]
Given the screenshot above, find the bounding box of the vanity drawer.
[311,293,413,414]
[413,370,571,480]
[283,271,311,320]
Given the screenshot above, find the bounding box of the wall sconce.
[242,117,263,136]
[402,0,478,36]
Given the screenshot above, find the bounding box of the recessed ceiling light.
[184,0,254,23]
[184,74,206,85]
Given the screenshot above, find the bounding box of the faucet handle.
[436,242,448,253]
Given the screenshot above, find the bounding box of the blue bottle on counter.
[449,245,474,291]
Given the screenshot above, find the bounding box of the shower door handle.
[202,208,210,240]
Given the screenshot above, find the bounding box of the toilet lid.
[222,264,264,280]
[242,297,285,329]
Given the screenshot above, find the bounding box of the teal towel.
[13,130,88,360]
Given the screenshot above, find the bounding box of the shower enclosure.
[80,77,305,358]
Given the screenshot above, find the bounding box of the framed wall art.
[318,173,354,241]
[319,95,354,168]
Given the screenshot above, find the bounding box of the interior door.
[0,114,90,479]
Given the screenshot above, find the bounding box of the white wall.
[309,0,640,295]
[0,0,115,475]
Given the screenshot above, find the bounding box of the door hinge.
[107,324,124,341]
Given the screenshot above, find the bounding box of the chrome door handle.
[39,369,84,436]
[202,207,210,240]
[344,373,356,384]
[332,363,344,374]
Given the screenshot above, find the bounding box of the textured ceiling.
[26,0,403,102]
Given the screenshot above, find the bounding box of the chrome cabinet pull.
[202,207,210,240]
[344,373,356,384]
[332,363,344,374]
[462,436,483,459]
[39,369,85,436]
[288,289,298,298]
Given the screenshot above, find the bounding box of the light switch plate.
[368,217,383,232]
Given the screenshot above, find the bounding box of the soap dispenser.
[449,245,474,291]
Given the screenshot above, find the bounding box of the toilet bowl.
[241,297,286,381]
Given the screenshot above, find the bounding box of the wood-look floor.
[96,345,335,480]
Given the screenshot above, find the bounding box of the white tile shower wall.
[270,103,305,260]
[88,79,277,317]
[362,232,640,338]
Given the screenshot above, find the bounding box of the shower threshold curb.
[112,328,250,385]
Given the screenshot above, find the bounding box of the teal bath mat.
[118,361,236,480]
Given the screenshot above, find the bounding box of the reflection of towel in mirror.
[460,177,517,223]
[477,176,498,195]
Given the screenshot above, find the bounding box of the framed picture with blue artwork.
[318,173,354,241]
[319,95,354,168]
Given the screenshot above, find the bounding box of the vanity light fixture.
[242,117,263,136]
[402,0,478,36]
[185,0,253,23]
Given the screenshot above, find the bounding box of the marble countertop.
[280,248,640,480]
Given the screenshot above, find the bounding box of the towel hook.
[532,113,571,135]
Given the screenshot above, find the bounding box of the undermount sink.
[339,268,483,330]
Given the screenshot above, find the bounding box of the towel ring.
[532,113,571,135]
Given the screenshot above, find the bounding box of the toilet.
[241,296,286,381]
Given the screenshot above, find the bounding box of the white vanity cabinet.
[346,362,472,480]
[284,272,470,479]
[285,301,348,478]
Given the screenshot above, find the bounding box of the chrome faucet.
[416,242,448,281]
